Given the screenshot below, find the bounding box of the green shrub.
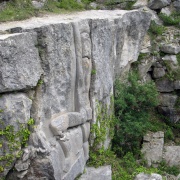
[148,20,166,36]
[159,12,180,27]
[57,0,84,10]
[113,72,159,156]
[0,0,37,22]
[159,160,180,176]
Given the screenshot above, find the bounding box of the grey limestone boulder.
[140,34,151,53]
[148,0,171,10]
[0,33,42,93]
[133,0,148,9]
[155,79,174,92]
[32,0,47,9]
[160,44,180,54]
[160,7,171,16]
[0,93,32,130]
[173,0,180,12]
[153,67,166,79]
[159,94,177,107]
[134,173,162,180]
[162,55,178,65]
[140,7,163,25]
[79,165,112,180]
[0,10,152,180]
[141,131,164,166]
[174,80,180,89]
[163,146,180,167]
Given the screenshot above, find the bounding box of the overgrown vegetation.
[105,0,136,10]
[88,70,180,179]
[159,12,180,27]
[113,72,159,156]
[0,118,35,173]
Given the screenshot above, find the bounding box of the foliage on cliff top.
[0,0,93,22]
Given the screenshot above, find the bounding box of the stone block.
[50,114,69,136]
[159,94,177,107]
[174,80,180,90]
[160,44,180,54]
[0,93,32,130]
[135,173,162,180]
[148,0,171,10]
[79,166,112,180]
[163,146,180,167]
[68,112,83,128]
[153,67,166,79]
[141,132,164,166]
[155,79,174,92]
[0,33,42,92]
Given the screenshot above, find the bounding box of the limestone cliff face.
[0,10,151,180]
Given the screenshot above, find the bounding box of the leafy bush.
[158,160,180,176]
[159,12,180,27]
[113,72,159,156]
[148,20,166,36]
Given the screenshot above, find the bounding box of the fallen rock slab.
[79,166,112,180]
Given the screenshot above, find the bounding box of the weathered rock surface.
[174,80,180,89]
[0,33,42,92]
[160,44,180,54]
[32,0,46,9]
[141,131,164,166]
[163,146,180,167]
[79,166,112,180]
[159,94,177,107]
[160,7,171,16]
[158,106,180,123]
[0,10,151,180]
[140,7,163,25]
[135,173,162,180]
[142,132,180,168]
[153,67,166,79]
[155,79,174,92]
[0,93,32,177]
[162,55,178,65]
[0,93,32,130]
[133,0,148,9]
[148,0,171,10]
[173,0,180,12]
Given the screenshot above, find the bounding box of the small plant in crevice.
[37,79,44,86]
[91,69,96,75]
[88,97,115,167]
[0,118,35,174]
[148,20,166,36]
